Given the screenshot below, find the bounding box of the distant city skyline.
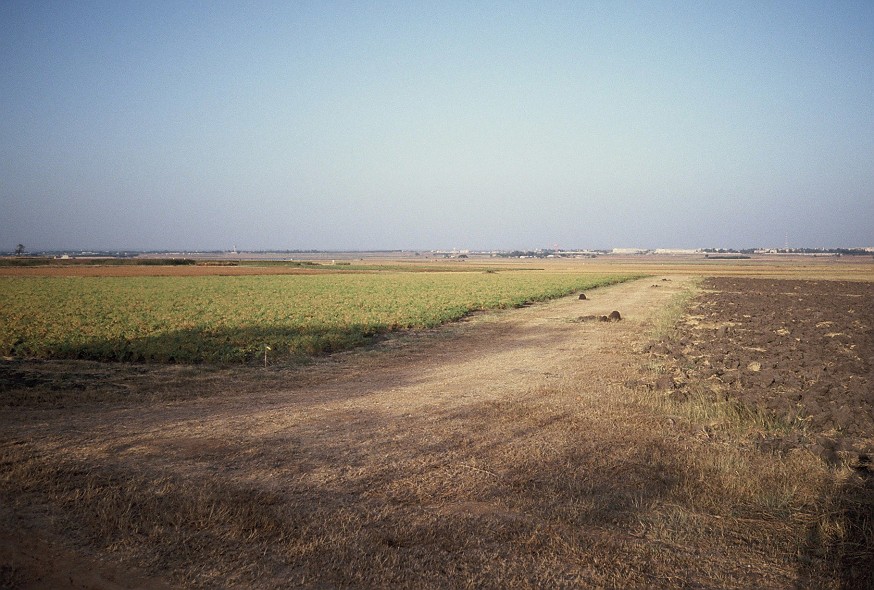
[2,2,872,251]
[6,245,874,257]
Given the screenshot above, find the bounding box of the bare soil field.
[648,278,873,463]
[2,253,872,279]
[1,273,871,588]
[559,255,874,281]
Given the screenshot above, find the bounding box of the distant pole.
[264,345,271,368]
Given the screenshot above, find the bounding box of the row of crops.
[0,271,639,364]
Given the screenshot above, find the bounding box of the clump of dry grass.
[647,277,700,342]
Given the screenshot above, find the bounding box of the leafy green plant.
[1,272,640,364]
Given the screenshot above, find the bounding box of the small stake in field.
[264,345,271,368]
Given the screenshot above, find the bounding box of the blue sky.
[2,1,872,251]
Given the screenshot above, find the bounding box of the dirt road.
[1,276,828,588]
[4,275,681,444]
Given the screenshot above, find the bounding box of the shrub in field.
[0,272,639,364]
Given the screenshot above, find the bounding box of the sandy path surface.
[3,276,713,589]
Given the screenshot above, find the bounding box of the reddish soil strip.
[0,266,347,277]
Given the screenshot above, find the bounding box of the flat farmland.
[1,259,873,589]
[0,271,636,364]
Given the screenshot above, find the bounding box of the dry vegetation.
[1,259,873,589]
[637,276,873,589]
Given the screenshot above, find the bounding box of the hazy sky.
[2,1,872,251]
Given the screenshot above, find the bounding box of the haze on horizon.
[2,2,873,252]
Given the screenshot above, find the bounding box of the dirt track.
[0,276,852,588]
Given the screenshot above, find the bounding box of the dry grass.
[647,278,700,341]
[1,274,871,588]
[1,386,852,588]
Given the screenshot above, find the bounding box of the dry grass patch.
[0,383,845,588]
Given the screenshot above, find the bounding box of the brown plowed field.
[649,278,873,464]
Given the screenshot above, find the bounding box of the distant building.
[653,249,699,255]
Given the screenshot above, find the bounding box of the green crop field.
[0,271,639,364]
